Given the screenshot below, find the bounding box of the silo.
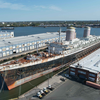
[66,27,76,41]
[83,26,91,37]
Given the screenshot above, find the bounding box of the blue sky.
[0,0,100,21]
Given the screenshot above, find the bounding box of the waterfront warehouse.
[0,32,66,57]
[0,31,14,39]
[69,48,100,83]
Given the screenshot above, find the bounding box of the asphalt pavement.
[42,79,100,100]
[18,68,100,100]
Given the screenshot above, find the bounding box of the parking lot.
[18,68,100,100]
[40,79,100,100]
[18,69,68,100]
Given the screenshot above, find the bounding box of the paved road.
[42,79,100,100]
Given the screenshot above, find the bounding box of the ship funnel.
[66,27,76,41]
[83,26,91,37]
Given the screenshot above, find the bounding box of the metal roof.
[72,48,100,73]
[0,32,66,47]
[0,31,12,34]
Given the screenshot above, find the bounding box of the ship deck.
[1,52,60,66]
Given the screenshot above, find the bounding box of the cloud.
[0,0,62,12]
[0,0,29,10]
[34,5,46,9]
[49,6,62,11]
[34,5,62,11]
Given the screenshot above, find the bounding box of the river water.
[0,27,100,38]
[0,27,100,100]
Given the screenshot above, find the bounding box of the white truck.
[39,90,45,96]
[37,92,42,99]
[48,85,54,91]
[43,87,49,93]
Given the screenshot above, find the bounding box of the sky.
[0,0,100,21]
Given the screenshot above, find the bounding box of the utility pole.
[49,45,50,56]
[48,73,49,86]
[59,27,61,43]
[0,73,5,93]
[36,42,38,54]
[28,81,37,95]
[18,74,21,98]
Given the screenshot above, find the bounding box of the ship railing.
[19,63,22,66]
[6,66,10,68]
[67,40,98,54]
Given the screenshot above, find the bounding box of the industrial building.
[0,31,14,39]
[0,32,66,57]
[69,48,100,83]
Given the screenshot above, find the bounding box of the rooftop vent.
[8,41,11,43]
[79,66,83,68]
[76,63,83,68]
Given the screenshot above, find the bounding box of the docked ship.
[0,27,100,90]
[1,27,14,30]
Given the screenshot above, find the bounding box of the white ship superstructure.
[49,35,100,55]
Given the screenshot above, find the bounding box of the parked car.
[60,78,65,81]
[43,87,49,94]
[39,90,46,96]
[47,85,54,91]
[37,92,42,99]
